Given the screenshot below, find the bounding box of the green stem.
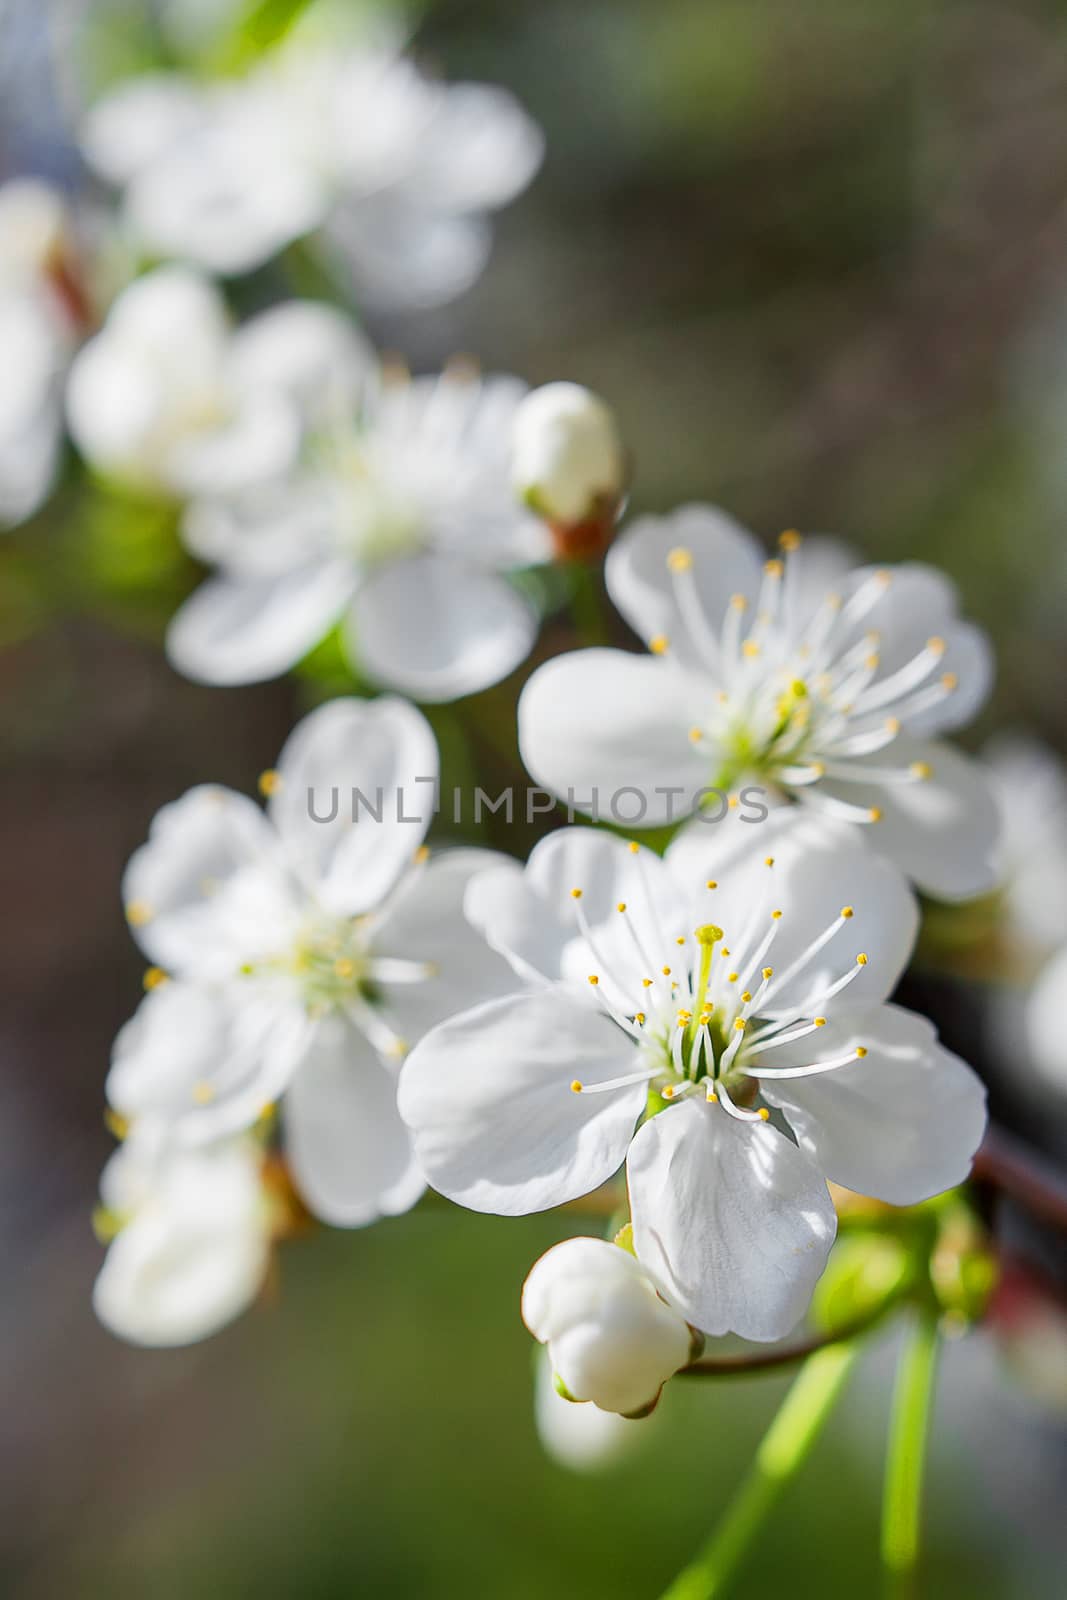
[568,561,609,646]
[659,1341,861,1600]
[881,1308,941,1599]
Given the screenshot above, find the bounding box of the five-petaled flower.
[398,820,987,1341]
[109,697,514,1227]
[519,506,1000,900]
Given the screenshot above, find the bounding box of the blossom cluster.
[5,0,1047,1460]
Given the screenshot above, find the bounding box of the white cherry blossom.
[79,35,543,308]
[0,179,84,527]
[66,265,365,498]
[522,1236,694,1414]
[110,696,515,1227]
[398,819,987,1340]
[92,1131,272,1347]
[166,357,550,700]
[518,506,1000,900]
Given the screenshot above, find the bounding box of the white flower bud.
[521,1236,692,1415]
[533,1351,648,1470]
[512,381,624,527]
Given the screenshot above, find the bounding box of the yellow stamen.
[649,634,669,655]
[257,768,281,797]
[856,953,869,966]
[856,1046,868,1058]
[143,966,167,991]
[125,900,152,926]
[779,529,802,551]
[667,546,693,573]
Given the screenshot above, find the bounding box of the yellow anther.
[741,990,752,1003]
[875,568,892,587]
[649,634,669,655]
[762,966,774,980]
[414,845,430,865]
[588,974,599,986]
[841,906,854,919]
[676,935,686,946]
[676,1010,692,1025]
[387,1037,409,1060]
[941,672,958,690]
[791,679,808,698]
[728,972,739,983]
[257,768,281,797]
[720,948,731,958]
[810,760,826,777]
[667,546,693,573]
[757,1107,771,1121]
[729,593,749,612]
[772,909,783,920]
[742,641,761,658]
[570,1080,583,1093]
[192,1080,215,1105]
[814,1017,827,1027]
[143,966,167,991]
[616,901,627,913]
[689,726,704,743]
[868,807,883,822]
[764,856,775,867]
[642,977,654,987]
[706,1089,719,1103]
[104,1108,130,1141]
[334,957,355,980]
[856,952,869,965]
[734,1018,746,1031]
[571,887,583,899]
[927,636,946,656]
[865,654,880,671]
[826,592,843,610]
[628,841,640,854]
[125,900,152,926]
[661,966,672,976]
[634,1012,646,1025]
[706,879,718,890]
[885,716,901,734]
[855,1046,868,1058]
[764,559,784,578]
[717,690,730,705]
[910,761,932,780]
[728,795,739,810]
[779,529,802,551]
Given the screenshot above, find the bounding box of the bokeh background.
[2,0,1067,1594]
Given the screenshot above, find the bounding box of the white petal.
[321,195,492,312]
[80,74,205,183]
[121,784,292,976]
[285,1014,424,1228]
[107,981,309,1143]
[93,1140,270,1348]
[1024,947,1067,1094]
[163,395,300,498]
[270,695,438,915]
[812,738,1001,902]
[166,561,355,685]
[397,990,642,1214]
[760,1004,988,1204]
[367,848,519,1039]
[344,555,537,702]
[181,476,346,578]
[394,82,545,213]
[518,650,709,823]
[605,505,763,662]
[627,1097,836,1340]
[228,300,377,426]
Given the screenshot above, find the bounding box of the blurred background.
[2,0,1067,1594]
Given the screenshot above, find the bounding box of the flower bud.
[533,1351,648,1470]
[521,1236,692,1416]
[512,382,624,557]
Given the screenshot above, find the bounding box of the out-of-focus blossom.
[92,1131,272,1347]
[79,33,543,309]
[984,733,1067,959]
[400,821,986,1341]
[523,1237,694,1415]
[0,179,86,527]
[988,1262,1067,1413]
[66,265,364,497]
[111,697,515,1227]
[167,356,550,700]
[519,508,1000,901]
[512,382,625,560]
